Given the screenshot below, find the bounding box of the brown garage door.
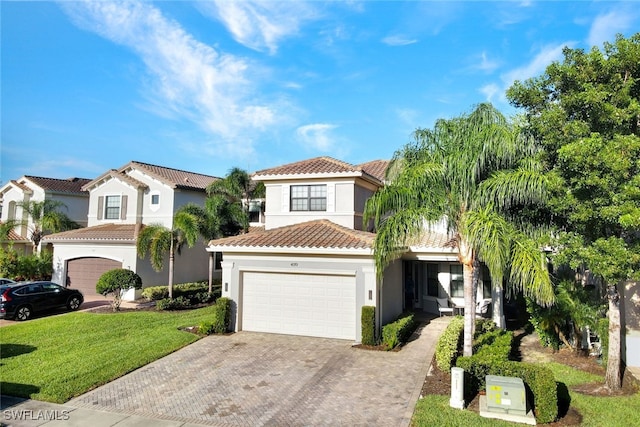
[66,257,122,297]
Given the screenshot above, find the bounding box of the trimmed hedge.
[142,282,220,303]
[156,296,191,310]
[212,297,231,333]
[197,297,232,335]
[435,316,464,372]
[381,313,416,350]
[361,306,376,345]
[456,358,558,423]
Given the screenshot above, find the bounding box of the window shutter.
[97,196,104,220]
[120,195,128,220]
[281,185,289,212]
[326,183,335,212]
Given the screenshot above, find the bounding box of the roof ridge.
[127,160,218,179]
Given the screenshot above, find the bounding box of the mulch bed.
[421,329,639,426]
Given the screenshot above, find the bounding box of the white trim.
[207,245,373,256]
[238,265,357,276]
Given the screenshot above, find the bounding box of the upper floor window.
[291,185,326,211]
[105,195,121,220]
[151,194,160,205]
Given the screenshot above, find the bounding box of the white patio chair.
[437,297,454,316]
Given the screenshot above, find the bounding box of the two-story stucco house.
[44,161,220,299]
[207,157,493,343]
[0,176,92,254]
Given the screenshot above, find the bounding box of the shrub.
[381,313,416,350]
[0,246,52,281]
[142,286,169,301]
[361,306,376,346]
[211,297,231,333]
[155,296,191,311]
[435,316,464,372]
[96,269,143,312]
[456,357,558,423]
[142,282,216,302]
[198,321,214,335]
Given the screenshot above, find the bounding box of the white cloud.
[59,1,283,157]
[382,35,418,46]
[476,42,570,106]
[502,42,570,88]
[199,0,320,54]
[588,9,636,48]
[480,83,501,103]
[296,123,338,151]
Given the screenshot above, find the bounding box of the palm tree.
[176,202,224,293]
[136,207,200,299]
[206,167,265,234]
[364,103,555,357]
[15,200,80,252]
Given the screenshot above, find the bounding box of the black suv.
[0,281,84,321]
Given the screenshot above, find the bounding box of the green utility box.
[485,375,527,416]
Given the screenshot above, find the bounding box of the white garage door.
[242,271,356,340]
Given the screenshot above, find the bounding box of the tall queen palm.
[136,207,200,299]
[364,103,555,356]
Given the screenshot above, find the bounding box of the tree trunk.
[605,284,621,390]
[463,261,475,357]
[493,286,506,329]
[168,237,175,300]
[471,258,481,337]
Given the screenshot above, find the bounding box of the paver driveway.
[69,317,448,426]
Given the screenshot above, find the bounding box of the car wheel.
[15,305,31,321]
[67,296,82,311]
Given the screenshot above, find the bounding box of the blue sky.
[2,1,638,184]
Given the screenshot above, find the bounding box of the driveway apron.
[68,317,449,426]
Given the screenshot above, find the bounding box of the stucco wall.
[263,179,365,230]
[381,259,403,325]
[87,178,140,226]
[51,240,209,289]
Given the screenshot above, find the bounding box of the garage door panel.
[66,257,122,297]
[242,271,356,340]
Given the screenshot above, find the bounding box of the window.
[427,263,439,297]
[450,264,464,298]
[105,195,121,220]
[482,265,492,299]
[151,194,160,205]
[291,185,326,211]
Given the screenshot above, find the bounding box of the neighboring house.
[623,280,640,368]
[207,157,492,342]
[0,176,92,254]
[44,161,220,299]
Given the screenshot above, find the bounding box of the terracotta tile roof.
[253,157,388,184]
[44,224,138,242]
[24,176,92,194]
[7,180,32,193]
[248,225,265,233]
[83,169,148,191]
[410,231,456,251]
[209,219,375,250]
[125,161,219,191]
[358,160,389,182]
[0,223,28,242]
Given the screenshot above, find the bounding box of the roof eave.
[206,245,373,256]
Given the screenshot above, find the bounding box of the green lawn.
[0,306,219,403]
[412,361,640,426]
